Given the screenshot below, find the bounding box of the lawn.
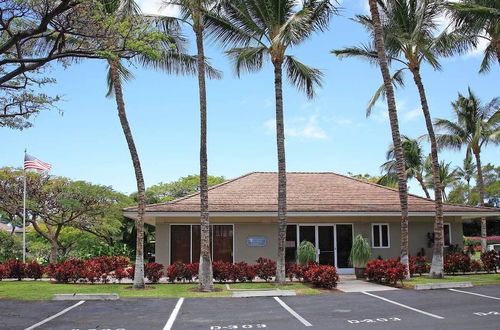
[0,281,318,300]
[405,273,500,287]
[228,282,321,295]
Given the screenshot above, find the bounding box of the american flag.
[24,153,52,172]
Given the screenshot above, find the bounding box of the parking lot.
[1,285,499,330]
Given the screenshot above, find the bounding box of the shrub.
[286,263,307,282]
[82,259,103,284]
[471,260,482,273]
[303,264,339,289]
[166,262,187,283]
[480,251,499,273]
[444,253,471,275]
[113,267,128,283]
[185,263,199,282]
[409,256,430,277]
[25,261,43,280]
[145,262,164,283]
[0,264,9,280]
[349,235,371,267]
[4,259,25,281]
[255,257,276,282]
[212,261,232,283]
[297,241,316,266]
[127,265,135,280]
[365,258,407,286]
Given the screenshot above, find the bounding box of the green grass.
[0,281,320,300]
[405,273,500,287]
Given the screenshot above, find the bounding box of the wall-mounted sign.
[246,236,267,247]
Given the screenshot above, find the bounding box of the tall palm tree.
[380,135,431,199]
[163,0,222,292]
[332,0,470,278]
[368,0,410,279]
[455,154,477,204]
[447,0,500,72]
[435,89,500,251]
[103,0,200,288]
[205,0,337,284]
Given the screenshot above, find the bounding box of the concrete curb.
[414,282,473,290]
[52,293,119,301]
[232,290,296,298]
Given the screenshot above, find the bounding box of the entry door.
[318,226,335,265]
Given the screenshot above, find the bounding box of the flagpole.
[23,149,26,263]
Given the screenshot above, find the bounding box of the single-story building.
[124,172,499,274]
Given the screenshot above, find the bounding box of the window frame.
[371,223,390,248]
[444,223,451,247]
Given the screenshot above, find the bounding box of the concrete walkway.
[336,275,398,292]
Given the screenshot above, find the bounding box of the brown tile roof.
[126,172,499,214]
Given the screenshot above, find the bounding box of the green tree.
[208,0,337,285]
[332,0,469,278]
[447,0,500,72]
[0,230,21,261]
[435,91,500,251]
[455,154,477,204]
[424,159,459,201]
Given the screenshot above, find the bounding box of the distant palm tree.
[163,0,223,292]
[368,0,410,278]
[332,0,470,278]
[424,159,459,201]
[380,136,431,199]
[447,0,500,72]
[455,154,477,203]
[435,89,500,251]
[206,0,337,284]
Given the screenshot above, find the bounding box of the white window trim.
[372,223,390,248]
[444,223,451,247]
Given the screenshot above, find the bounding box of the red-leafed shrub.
[365,258,407,286]
[145,262,164,283]
[4,259,25,281]
[444,253,471,275]
[481,251,499,273]
[25,261,43,280]
[471,260,482,273]
[0,264,9,280]
[304,264,339,289]
[286,263,307,282]
[166,262,187,283]
[244,264,257,282]
[409,256,430,277]
[212,261,232,283]
[255,258,276,282]
[229,262,256,282]
[82,259,103,284]
[113,267,128,283]
[185,263,199,282]
[127,265,135,280]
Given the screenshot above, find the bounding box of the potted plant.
[297,240,316,265]
[349,234,372,279]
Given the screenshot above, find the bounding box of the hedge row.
[444,251,500,274]
[365,258,408,286]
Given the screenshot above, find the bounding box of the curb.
[232,290,296,298]
[414,282,473,290]
[52,293,119,300]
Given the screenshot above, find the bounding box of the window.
[444,223,451,247]
[372,224,390,248]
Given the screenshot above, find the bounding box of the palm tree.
[368,0,410,279]
[162,0,223,292]
[435,89,500,251]
[447,0,500,72]
[424,159,459,201]
[332,0,470,278]
[103,0,200,288]
[205,0,337,284]
[455,154,477,204]
[380,135,431,199]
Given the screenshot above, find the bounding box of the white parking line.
[24,300,85,330]
[163,297,184,330]
[362,292,444,320]
[274,296,312,327]
[449,289,500,301]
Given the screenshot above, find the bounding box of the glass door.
[336,224,353,268]
[318,226,335,265]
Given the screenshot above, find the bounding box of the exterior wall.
[153,215,464,266]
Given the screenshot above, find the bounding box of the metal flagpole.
[23,149,26,263]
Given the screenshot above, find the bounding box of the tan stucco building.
[124,172,499,274]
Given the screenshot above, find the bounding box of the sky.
[1,0,499,197]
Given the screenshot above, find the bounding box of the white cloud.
[137,0,178,16]
[264,114,328,140]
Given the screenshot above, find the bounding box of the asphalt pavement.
[1,285,499,330]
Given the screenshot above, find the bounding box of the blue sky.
[1,0,499,197]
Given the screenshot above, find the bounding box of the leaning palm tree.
[162,0,223,292]
[447,0,500,72]
[332,0,470,278]
[435,89,500,251]
[380,135,431,199]
[205,0,337,284]
[103,0,200,288]
[368,0,410,279]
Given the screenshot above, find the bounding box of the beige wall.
[154,216,464,266]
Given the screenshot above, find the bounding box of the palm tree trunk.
[109,59,145,289]
[416,174,431,199]
[194,15,214,292]
[473,151,487,252]
[273,60,287,285]
[409,67,444,279]
[369,0,410,279]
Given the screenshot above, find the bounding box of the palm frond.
[331,43,380,65]
[225,46,268,77]
[284,56,323,99]
[479,44,496,73]
[366,68,406,117]
[106,60,134,98]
